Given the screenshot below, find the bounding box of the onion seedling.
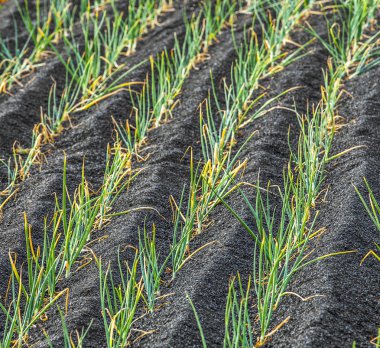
[0,28,38,94]
[307,0,380,78]
[186,274,254,348]
[44,309,92,348]
[58,142,136,277]
[98,249,142,348]
[223,274,254,348]
[138,224,168,312]
[355,179,380,262]
[0,216,67,347]
[0,0,76,93]
[54,0,170,106]
[202,0,238,51]
[115,11,205,153]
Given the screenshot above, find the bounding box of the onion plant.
[307,0,380,78]
[0,29,37,94]
[0,0,75,93]
[248,0,314,63]
[231,44,310,129]
[171,187,193,278]
[58,142,135,278]
[11,129,44,183]
[138,223,174,312]
[1,128,46,204]
[170,168,199,279]
[54,0,171,108]
[223,275,254,348]
[202,0,238,51]
[0,216,67,347]
[115,13,204,153]
[137,210,216,313]
[231,0,315,128]
[0,157,18,211]
[186,275,254,348]
[16,0,72,52]
[169,138,247,279]
[137,218,196,311]
[45,310,92,348]
[98,249,142,348]
[355,179,380,262]
[40,72,82,136]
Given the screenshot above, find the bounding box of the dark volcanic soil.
[0,1,379,347]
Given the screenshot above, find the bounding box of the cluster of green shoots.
[355,180,380,262]
[231,0,314,127]
[307,0,380,78]
[189,0,380,346]
[354,177,380,348]
[170,0,314,280]
[187,274,255,348]
[44,310,92,348]
[0,0,171,212]
[98,249,142,348]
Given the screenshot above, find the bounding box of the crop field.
[0,0,379,347]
